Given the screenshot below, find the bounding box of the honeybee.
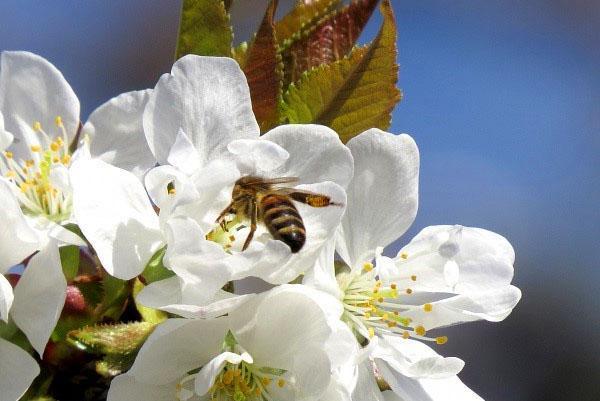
[215,176,342,253]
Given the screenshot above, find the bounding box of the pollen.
[400,252,408,259]
[168,187,176,195]
[222,369,234,385]
[402,331,410,339]
[61,154,71,165]
[436,336,448,345]
[277,378,286,388]
[415,325,426,336]
[390,283,397,289]
[261,377,271,386]
[411,275,417,281]
[33,121,42,131]
[3,151,13,159]
[423,303,433,312]
[406,288,413,294]
[30,145,41,152]
[6,170,16,178]
[50,141,60,151]
[368,327,375,338]
[363,262,373,272]
[54,116,63,127]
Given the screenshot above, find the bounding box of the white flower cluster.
[0,52,521,401]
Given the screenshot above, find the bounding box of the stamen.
[423,303,433,312]
[400,252,408,259]
[33,121,42,131]
[436,336,448,345]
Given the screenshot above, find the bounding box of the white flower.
[107,285,357,401]
[0,50,155,356]
[304,129,522,401]
[0,337,40,401]
[72,55,353,317]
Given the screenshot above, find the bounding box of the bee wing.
[245,176,299,186]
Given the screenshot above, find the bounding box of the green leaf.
[281,0,380,86]
[141,246,174,284]
[176,0,233,59]
[242,0,282,132]
[275,0,342,47]
[96,352,138,378]
[132,279,168,324]
[68,321,156,355]
[99,274,130,321]
[280,0,401,143]
[59,245,80,281]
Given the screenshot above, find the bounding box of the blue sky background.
[0,1,598,400]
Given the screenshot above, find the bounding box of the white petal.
[144,165,200,215]
[379,358,484,401]
[262,124,354,187]
[352,362,386,401]
[0,112,14,150]
[0,274,14,322]
[128,318,229,385]
[338,130,419,268]
[0,178,39,273]
[302,238,343,298]
[394,225,515,293]
[0,338,40,401]
[11,243,66,356]
[71,158,163,279]
[232,285,337,372]
[143,55,259,166]
[194,351,250,395]
[49,163,70,193]
[0,51,80,160]
[164,217,233,304]
[403,285,522,329]
[166,129,202,175]
[373,336,464,379]
[83,89,155,178]
[107,374,174,401]
[227,138,289,174]
[137,278,255,319]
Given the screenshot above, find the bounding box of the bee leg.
[241,199,257,251]
[216,202,235,232]
[289,191,342,207]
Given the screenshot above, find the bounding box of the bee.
[215,176,342,253]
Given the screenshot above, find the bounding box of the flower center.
[176,332,288,401]
[338,261,447,345]
[1,118,72,221]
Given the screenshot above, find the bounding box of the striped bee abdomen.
[260,194,306,253]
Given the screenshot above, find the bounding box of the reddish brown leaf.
[275,0,342,46]
[243,0,282,132]
[281,0,380,86]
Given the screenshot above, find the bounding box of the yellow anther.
[364,312,371,319]
[393,311,399,316]
[233,369,240,377]
[30,145,41,152]
[377,297,384,303]
[52,157,59,163]
[415,325,426,336]
[277,378,286,388]
[33,121,42,131]
[56,136,64,145]
[382,313,389,321]
[405,288,413,294]
[400,252,408,259]
[423,303,433,312]
[368,327,375,338]
[387,321,397,328]
[390,283,397,290]
[254,387,261,396]
[372,288,379,294]
[436,336,448,345]
[402,331,410,339]
[61,154,71,165]
[363,262,373,272]
[411,275,417,281]
[261,377,271,386]
[375,280,382,287]
[6,170,16,178]
[168,188,176,195]
[55,116,63,126]
[26,159,35,167]
[222,369,234,385]
[50,142,60,152]
[229,235,235,242]
[3,151,13,159]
